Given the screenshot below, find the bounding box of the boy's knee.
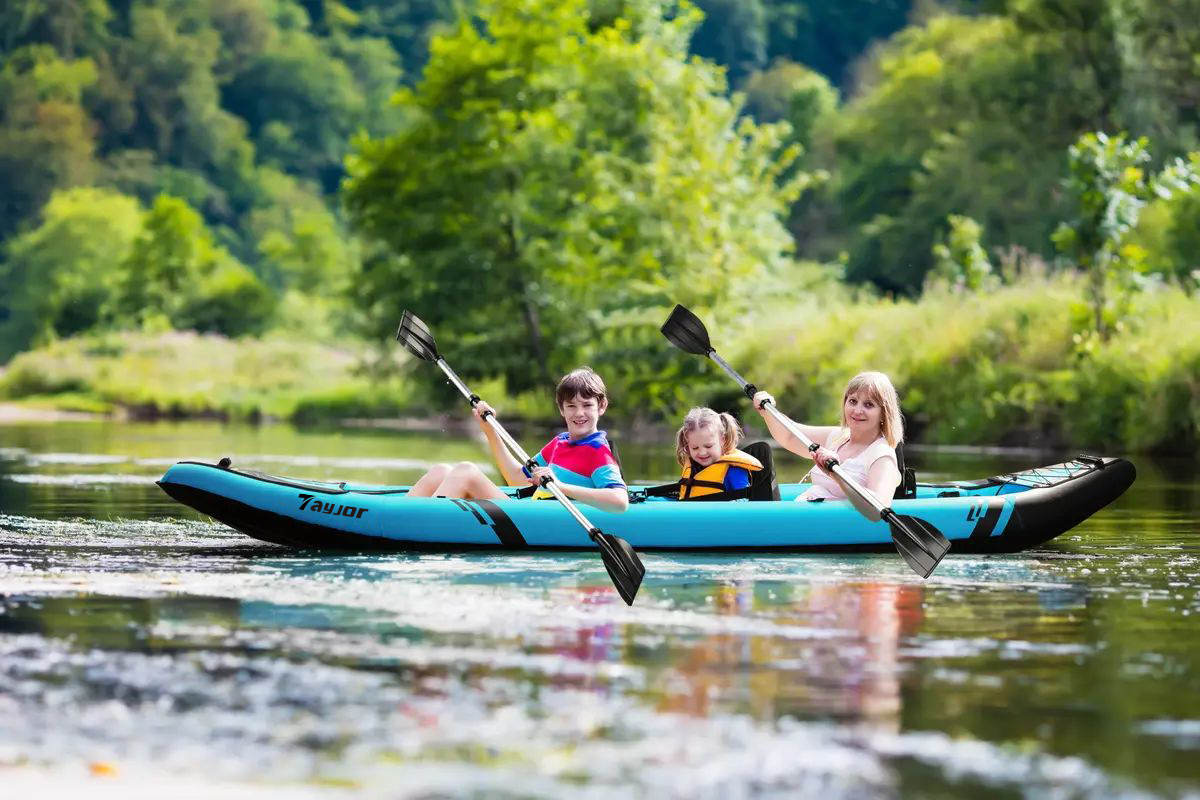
[450,460,480,474]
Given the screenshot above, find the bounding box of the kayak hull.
[157,456,1135,553]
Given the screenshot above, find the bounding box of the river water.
[0,420,1197,798]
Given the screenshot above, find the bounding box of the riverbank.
[0,403,104,423]
[0,331,418,424]
[2,275,1197,452]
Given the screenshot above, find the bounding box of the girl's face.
[843,391,883,437]
[686,425,724,466]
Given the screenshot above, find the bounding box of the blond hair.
[675,407,743,466]
[833,371,904,447]
[555,367,608,408]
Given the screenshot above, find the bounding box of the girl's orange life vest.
[678,449,763,501]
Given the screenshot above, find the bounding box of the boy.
[406,367,628,512]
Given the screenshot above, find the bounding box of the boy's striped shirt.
[523,430,625,490]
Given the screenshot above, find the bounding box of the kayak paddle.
[660,304,950,578]
[396,310,646,605]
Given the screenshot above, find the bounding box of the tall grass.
[0,331,414,422]
[3,276,1196,453]
[728,274,1199,454]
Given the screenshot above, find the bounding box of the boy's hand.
[473,401,496,425]
[528,465,554,486]
[752,390,774,411]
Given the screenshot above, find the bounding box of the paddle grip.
[742,382,759,400]
[468,393,494,418]
[815,450,840,470]
[520,457,550,485]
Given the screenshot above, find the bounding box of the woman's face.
[843,391,883,438]
[686,425,723,467]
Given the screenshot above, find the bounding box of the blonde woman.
[752,371,903,502]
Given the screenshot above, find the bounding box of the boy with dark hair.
[406,367,628,513]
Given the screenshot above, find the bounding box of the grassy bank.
[0,331,416,423]
[723,274,1199,455]
[2,275,1197,453]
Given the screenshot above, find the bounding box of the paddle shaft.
[432,357,605,538]
[705,350,889,521]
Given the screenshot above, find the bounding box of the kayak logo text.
[298,493,368,518]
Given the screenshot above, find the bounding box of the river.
[1,419,1196,797]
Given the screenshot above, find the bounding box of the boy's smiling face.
[560,393,605,440]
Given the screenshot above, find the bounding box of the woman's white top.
[798,432,897,502]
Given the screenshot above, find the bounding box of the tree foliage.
[2,0,1200,437]
[346,0,809,400]
[0,188,142,360]
[0,46,98,240]
[1053,133,1200,339]
[832,13,1103,292]
[688,0,767,86]
[930,214,996,292]
[762,0,911,87]
[117,195,275,336]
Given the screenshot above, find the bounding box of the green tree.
[325,0,455,79]
[0,188,143,361]
[1119,0,1200,153]
[0,0,111,58]
[929,214,996,292]
[998,0,1123,131]
[345,0,807,399]
[763,0,911,87]
[0,45,98,239]
[742,59,837,151]
[249,169,361,337]
[117,195,275,336]
[832,14,1098,292]
[688,0,767,87]
[1053,132,1200,339]
[1160,177,1200,289]
[223,26,366,189]
[103,2,259,229]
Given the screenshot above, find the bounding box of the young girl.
[752,371,903,503]
[405,367,628,513]
[676,407,763,501]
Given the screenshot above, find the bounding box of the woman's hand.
[811,446,838,470]
[528,465,554,486]
[751,390,774,412]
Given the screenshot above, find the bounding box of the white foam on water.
[23,453,132,466]
[1138,719,1200,748]
[5,473,160,486]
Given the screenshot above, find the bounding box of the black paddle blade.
[591,529,645,605]
[887,513,951,579]
[660,304,713,356]
[395,310,440,362]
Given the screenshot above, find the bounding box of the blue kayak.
[157,455,1134,553]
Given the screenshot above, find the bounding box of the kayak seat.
[894,442,916,500]
[741,441,780,501]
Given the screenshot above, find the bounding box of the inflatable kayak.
[157,455,1134,553]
